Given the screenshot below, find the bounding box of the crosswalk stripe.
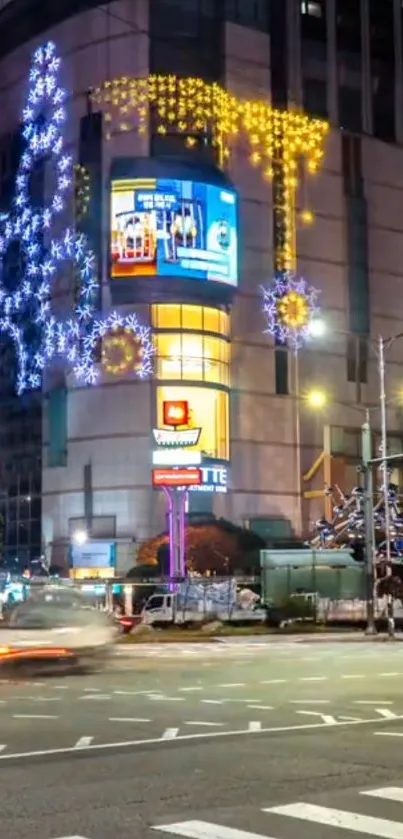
[264,803,403,838]
[153,820,275,839]
[362,788,403,803]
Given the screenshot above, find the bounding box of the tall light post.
[305,389,376,632]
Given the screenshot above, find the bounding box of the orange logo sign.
[163,400,189,427]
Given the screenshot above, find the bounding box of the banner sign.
[152,468,202,487]
[152,428,201,447]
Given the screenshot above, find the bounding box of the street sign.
[152,428,201,447]
[152,468,201,487]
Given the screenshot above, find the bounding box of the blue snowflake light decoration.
[261,270,320,351]
[0,41,153,394]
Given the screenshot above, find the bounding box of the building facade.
[0,0,402,574]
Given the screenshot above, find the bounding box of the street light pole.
[378,335,394,635]
[361,411,375,634]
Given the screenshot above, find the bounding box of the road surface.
[2,639,403,838]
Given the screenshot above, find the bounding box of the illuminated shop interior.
[152,303,230,463]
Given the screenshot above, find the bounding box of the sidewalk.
[116,631,403,650]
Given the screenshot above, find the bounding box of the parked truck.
[141,578,266,626]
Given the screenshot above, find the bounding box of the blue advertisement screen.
[110,177,238,286]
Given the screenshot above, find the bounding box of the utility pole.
[361,413,375,634]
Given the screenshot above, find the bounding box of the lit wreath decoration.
[261,271,320,351]
[85,312,154,380]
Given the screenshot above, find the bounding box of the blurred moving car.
[0,587,118,670]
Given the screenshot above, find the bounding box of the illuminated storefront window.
[157,385,229,461]
[154,332,229,385]
[151,303,230,336]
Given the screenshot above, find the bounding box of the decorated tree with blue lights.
[0,41,153,395]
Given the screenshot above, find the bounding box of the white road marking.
[179,687,204,692]
[296,711,337,725]
[379,673,400,677]
[12,714,58,720]
[376,709,398,719]
[108,717,151,723]
[299,676,327,682]
[80,694,111,701]
[149,695,184,702]
[362,788,403,803]
[264,802,403,838]
[247,705,273,711]
[260,679,287,684]
[162,728,179,739]
[218,683,245,688]
[0,712,402,761]
[75,736,94,748]
[340,674,364,679]
[201,700,224,705]
[153,820,272,839]
[248,722,262,732]
[289,700,330,704]
[83,688,101,692]
[53,685,69,690]
[114,690,162,696]
[0,745,6,752]
[374,732,403,738]
[185,721,223,727]
[355,701,394,705]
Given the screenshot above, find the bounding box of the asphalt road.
[3,639,403,839]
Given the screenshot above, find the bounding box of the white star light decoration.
[261,271,320,351]
[0,41,153,394]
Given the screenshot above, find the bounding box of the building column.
[360,0,373,136]
[394,0,403,143]
[326,0,338,125]
[287,0,302,107]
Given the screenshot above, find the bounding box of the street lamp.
[309,324,403,634]
[72,529,88,546]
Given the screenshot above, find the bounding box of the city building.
[0,0,402,575]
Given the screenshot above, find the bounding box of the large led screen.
[110,178,238,286]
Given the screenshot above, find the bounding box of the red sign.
[163,400,189,427]
[152,468,201,487]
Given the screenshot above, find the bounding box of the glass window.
[157,385,229,460]
[203,307,220,333]
[182,305,203,330]
[152,304,180,329]
[155,334,182,379]
[219,310,230,337]
[181,334,204,380]
[152,304,228,336]
[155,332,229,385]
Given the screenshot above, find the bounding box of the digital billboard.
[110,178,238,286]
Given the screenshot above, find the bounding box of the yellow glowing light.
[102,327,143,376]
[91,75,329,272]
[306,389,327,409]
[277,290,309,330]
[300,208,314,225]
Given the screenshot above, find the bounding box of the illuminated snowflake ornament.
[85,312,154,380]
[261,270,320,351]
[0,41,153,394]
